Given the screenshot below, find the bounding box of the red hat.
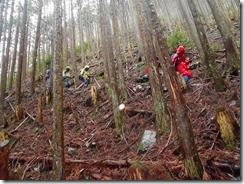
[177,45,185,55]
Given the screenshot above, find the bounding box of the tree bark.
[0,0,6,41]
[9,10,21,91]
[0,0,9,114]
[99,0,123,137]
[31,0,43,95]
[207,0,240,73]
[52,0,64,180]
[15,0,28,115]
[146,0,204,179]
[110,0,127,101]
[133,0,170,135]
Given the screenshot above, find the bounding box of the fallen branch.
[25,111,35,121]
[8,102,15,113]
[21,157,38,180]
[5,92,14,100]
[210,131,220,150]
[10,117,29,133]
[117,134,141,154]
[9,156,162,168]
[74,83,85,91]
[213,161,240,177]
[93,76,101,88]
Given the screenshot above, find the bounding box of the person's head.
[66,66,71,72]
[177,45,185,55]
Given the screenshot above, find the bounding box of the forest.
[0,0,240,181]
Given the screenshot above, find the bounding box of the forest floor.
[2,24,240,181]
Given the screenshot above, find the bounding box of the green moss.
[184,158,202,179]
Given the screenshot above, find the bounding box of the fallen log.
[9,156,167,169]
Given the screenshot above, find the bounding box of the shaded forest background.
[0,0,240,181]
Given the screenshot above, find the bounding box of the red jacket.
[172,53,192,78]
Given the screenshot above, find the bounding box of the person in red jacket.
[171,45,192,83]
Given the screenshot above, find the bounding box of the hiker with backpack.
[171,45,192,84]
[62,66,74,88]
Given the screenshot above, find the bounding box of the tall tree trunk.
[22,19,29,80]
[100,0,123,137]
[188,0,226,92]
[31,0,43,94]
[15,0,28,121]
[145,0,203,179]
[52,0,64,180]
[0,0,9,113]
[207,0,240,73]
[70,0,78,87]
[77,0,85,65]
[9,10,21,91]
[0,0,6,41]
[133,0,170,135]
[99,0,109,84]
[110,0,127,101]
[177,0,205,61]
[63,0,69,65]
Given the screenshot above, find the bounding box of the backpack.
[171,54,180,71]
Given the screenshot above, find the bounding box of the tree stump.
[0,131,10,180]
[216,107,238,145]
[91,85,98,106]
[128,161,173,180]
[15,105,23,121]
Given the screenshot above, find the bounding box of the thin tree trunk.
[31,0,43,94]
[52,0,64,180]
[9,10,21,91]
[133,0,170,135]
[0,0,9,113]
[22,19,29,80]
[177,0,205,61]
[15,0,28,121]
[188,0,226,92]
[63,0,69,66]
[100,0,123,137]
[111,0,127,101]
[207,0,240,73]
[70,0,78,88]
[0,0,6,41]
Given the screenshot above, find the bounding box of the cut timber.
[91,85,98,106]
[128,160,173,180]
[216,107,238,145]
[15,105,23,121]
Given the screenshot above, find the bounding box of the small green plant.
[226,140,236,150]
[166,28,192,51]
